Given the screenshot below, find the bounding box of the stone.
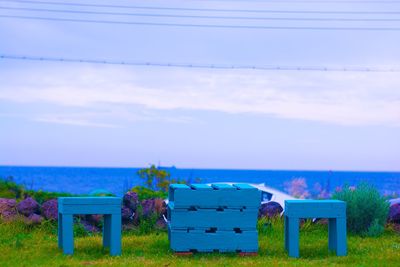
[122,206,134,222]
[155,217,167,229]
[123,191,139,211]
[41,199,58,220]
[17,197,40,216]
[25,214,44,225]
[389,203,400,223]
[0,198,17,221]
[259,201,283,218]
[80,220,100,233]
[141,199,155,218]
[154,198,166,216]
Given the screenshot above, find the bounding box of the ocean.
[0,166,399,197]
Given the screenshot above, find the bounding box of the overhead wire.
[1,0,400,14]
[1,54,399,72]
[2,14,400,30]
[2,6,400,22]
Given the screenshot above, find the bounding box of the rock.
[17,197,40,216]
[25,214,44,225]
[123,191,139,211]
[154,198,166,216]
[81,220,100,233]
[259,201,283,218]
[41,199,58,220]
[389,203,400,223]
[88,214,103,225]
[155,217,167,229]
[122,206,134,222]
[141,199,155,218]
[0,198,17,221]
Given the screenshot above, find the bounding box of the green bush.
[332,183,389,237]
[0,177,73,203]
[131,186,167,201]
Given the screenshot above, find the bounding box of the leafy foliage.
[0,177,73,204]
[332,183,389,237]
[136,165,185,193]
[131,186,167,201]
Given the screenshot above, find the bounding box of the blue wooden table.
[284,200,347,258]
[58,197,122,256]
[168,183,261,253]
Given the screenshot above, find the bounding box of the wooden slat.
[285,200,346,218]
[168,183,260,208]
[168,206,258,229]
[58,197,121,205]
[169,227,258,253]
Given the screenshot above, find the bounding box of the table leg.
[287,217,300,258]
[58,213,63,249]
[109,214,121,256]
[284,216,289,251]
[328,218,337,252]
[62,214,74,255]
[103,215,111,248]
[336,217,347,256]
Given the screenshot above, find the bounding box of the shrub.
[136,165,186,194]
[284,178,310,199]
[131,186,167,201]
[332,183,389,237]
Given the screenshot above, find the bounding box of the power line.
[3,6,400,22]
[1,54,399,72]
[2,0,400,14]
[2,14,400,31]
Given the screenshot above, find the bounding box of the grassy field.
[0,219,399,267]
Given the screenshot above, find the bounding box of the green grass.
[0,218,399,266]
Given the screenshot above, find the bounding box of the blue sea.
[0,166,399,197]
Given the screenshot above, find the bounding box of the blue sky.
[0,0,399,171]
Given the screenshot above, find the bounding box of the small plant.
[332,182,389,237]
[131,186,167,201]
[284,177,310,199]
[136,165,185,193]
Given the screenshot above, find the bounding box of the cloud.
[1,64,399,127]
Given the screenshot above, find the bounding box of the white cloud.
[1,65,399,127]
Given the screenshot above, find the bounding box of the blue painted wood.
[58,197,122,256]
[59,197,121,205]
[60,205,121,215]
[168,183,260,253]
[169,183,261,208]
[169,226,258,252]
[168,205,258,230]
[285,200,346,218]
[284,200,347,258]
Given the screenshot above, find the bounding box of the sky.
[0,0,400,171]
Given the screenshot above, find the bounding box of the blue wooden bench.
[58,197,122,256]
[168,183,261,253]
[284,200,347,258]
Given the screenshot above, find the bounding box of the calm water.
[0,166,399,197]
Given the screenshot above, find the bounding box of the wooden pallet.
[168,183,260,253]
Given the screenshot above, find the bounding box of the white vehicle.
[209,182,296,209]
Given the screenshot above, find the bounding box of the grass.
[0,218,399,266]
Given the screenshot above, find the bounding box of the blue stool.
[58,197,122,256]
[284,200,347,258]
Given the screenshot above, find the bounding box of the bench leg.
[103,215,111,248]
[329,217,347,256]
[328,218,337,252]
[284,216,289,251]
[336,218,347,256]
[287,217,300,258]
[109,214,121,256]
[61,214,74,255]
[58,213,63,249]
